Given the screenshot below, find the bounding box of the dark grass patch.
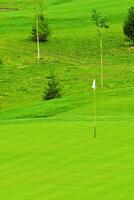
[0,8,19,12]
[51,0,73,6]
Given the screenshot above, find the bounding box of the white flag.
[92,79,96,90]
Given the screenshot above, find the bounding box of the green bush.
[0,59,3,65]
[43,73,62,101]
[123,6,134,46]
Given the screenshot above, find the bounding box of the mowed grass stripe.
[0,121,134,199]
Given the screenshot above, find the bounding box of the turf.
[0,87,134,199]
[0,0,134,199]
[0,120,134,199]
[0,0,134,109]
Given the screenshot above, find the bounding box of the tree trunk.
[100,28,103,88]
[36,15,40,62]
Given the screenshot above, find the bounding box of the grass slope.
[0,87,134,122]
[0,0,134,199]
[0,0,134,109]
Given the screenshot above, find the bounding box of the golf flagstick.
[92,79,96,138]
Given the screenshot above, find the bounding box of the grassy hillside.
[0,0,134,109]
[0,87,134,122]
[1,1,134,199]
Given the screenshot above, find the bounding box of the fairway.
[0,120,134,199]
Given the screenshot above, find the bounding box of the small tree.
[31,13,49,42]
[91,9,109,88]
[43,72,61,101]
[123,6,134,46]
[32,0,49,62]
[0,58,3,65]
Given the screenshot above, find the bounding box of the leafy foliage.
[0,58,4,65]
[91,9,109,30]
[123,6,134,45]
[31,13,49,42]
[43,72,61,101]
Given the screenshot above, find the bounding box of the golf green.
[0,120,134,199]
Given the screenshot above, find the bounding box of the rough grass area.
[0,8,19,12]
[0,0,134,109]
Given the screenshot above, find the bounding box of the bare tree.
[91,9,109,87]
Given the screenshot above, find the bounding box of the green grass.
[0,87,134,199]
[1,0,134,109]
[0,87,134,121]
[0,120,134,199]
[1,0,134,199]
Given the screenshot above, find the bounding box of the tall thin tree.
[34,0,40,62]
[91,9,109,88]
[32,0,49,62]
[36,13,40,62]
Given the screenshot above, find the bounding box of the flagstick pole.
[93,88,97,138]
